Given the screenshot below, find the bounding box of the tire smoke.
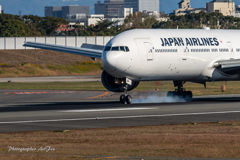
[132,92,186,104]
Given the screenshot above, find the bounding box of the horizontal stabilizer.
[23,42,102,59]
[81,43,105,50]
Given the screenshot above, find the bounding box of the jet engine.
[101,70,140,92]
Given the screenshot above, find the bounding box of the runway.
[0,75,101,83]
[1,89,240,133]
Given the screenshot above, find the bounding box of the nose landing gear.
[167,81,193,101]
[120,95,132,104]
[120,85,132,104]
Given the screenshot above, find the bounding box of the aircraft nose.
[102,52,118,71]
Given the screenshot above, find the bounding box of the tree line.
[1,11,240,37]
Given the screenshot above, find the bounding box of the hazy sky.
[1,0,240,16]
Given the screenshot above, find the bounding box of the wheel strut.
[119,84,132,104]
[167,81,193,101]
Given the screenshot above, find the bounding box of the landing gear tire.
[126,95,132,104]
[167,91,193,102]
[185,91,193,102]
[120,95,126,104]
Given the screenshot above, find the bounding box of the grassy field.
[0,61,102,78]
[0,81,240,96]
[1,121,240,160]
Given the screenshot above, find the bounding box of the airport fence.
[0,36,113,50]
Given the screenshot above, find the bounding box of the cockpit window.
[125,47,130,52]
[120,46,125,51]
[104,46,130,52]
[104,46,111,51]
[111,46,119,51]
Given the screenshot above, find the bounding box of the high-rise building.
[62,5,90,18]
[124,0,159,13]
[95,0,124,18]
[0,5,2,14]
[45,6,62,18]
[95,1,106,15]
[45,5,90,19]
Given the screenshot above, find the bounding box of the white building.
[118,8,133,18]
[230,5,240,18]
[65,13,87,22]
[86,14,105,26]
[143,10,159,18]
[124,0,159,13]
[0,5,2,14]
[107,18,125,26]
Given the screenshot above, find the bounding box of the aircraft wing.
[23,42,103,59]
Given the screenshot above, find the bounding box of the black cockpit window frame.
[125,47,130,52]
[104,46,111,51]
[120,46,125,51]
[104,46,130,52]
[111,46,119,51]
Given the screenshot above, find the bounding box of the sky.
[1,0,240,16]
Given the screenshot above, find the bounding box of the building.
[124,0,159,13]
[142,10,159,17]
[173,0,194,16]
[230,5,240,17]
[206,0,235,16]
[45,6,62,18]
[118,8,133,18]
[65,13,87,22]
[172,0,207,16]
[45,5,90,19]
[0,5,2,14]
[62,5,90,19]
[95,0,124,18]
[85,14,105,26]
[95,1,106,15]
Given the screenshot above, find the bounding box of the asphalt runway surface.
[1,89,240,133]
[0,75,101,83]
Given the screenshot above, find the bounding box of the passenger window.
[120,46,125,51]
[104,46,111,51]
[125,47,130,52]
[111,46,119,51]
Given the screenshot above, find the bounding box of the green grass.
[0,81,240,96]
[0,61,103,77]
[0,82,106,90]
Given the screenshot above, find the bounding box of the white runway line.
[59,108,157,113]
[0,110,240,124]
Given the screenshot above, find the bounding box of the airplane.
[24,27,240,104]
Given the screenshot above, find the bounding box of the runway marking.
[88,92,109,99]
[1,110,240,124]
[14,91,79,95]
[0,93,15,99]
[3,92,11,95]
[59,108,157,113]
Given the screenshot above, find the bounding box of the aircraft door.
[228,41,234,59]
[144,42,153,61]
[181,47,188,60]
[134,39,153,61]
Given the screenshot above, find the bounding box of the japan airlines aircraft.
[24,28,240,104]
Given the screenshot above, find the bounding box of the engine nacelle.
[101,70,140,92]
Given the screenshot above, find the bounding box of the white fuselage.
[102,29,240,82]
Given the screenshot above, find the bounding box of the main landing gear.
[167,81,193,101]
[120,84,132,104]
